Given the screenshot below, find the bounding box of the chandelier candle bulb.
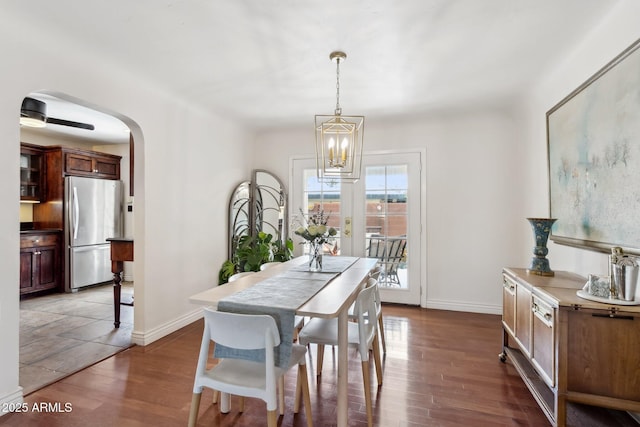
[328,139,335,162]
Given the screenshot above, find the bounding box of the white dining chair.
[259,262,282,271]
[188,308,313,427]
[228,271,255,282]
[349,274,386,354]
[298,284,382,427]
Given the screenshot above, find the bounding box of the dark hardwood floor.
[2,305,637,426]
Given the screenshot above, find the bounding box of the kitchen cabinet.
[33,146,122,229]
[63,149,120,179]
[20,143,44,202]
[500,267,640,426]
[20,230,61,296]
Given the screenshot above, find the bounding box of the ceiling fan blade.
[46,117,95,131]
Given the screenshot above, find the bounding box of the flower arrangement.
[294,207,337,244]
[294,207,337,271]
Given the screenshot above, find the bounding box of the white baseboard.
[426,298,502,315]
[130,308,203,346]
[0,387,24,417]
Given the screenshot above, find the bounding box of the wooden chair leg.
[316,344,324,376]
[299,365,313,427]
[372,335,383,386]
[239,396,245,413]
[187,392,202,427]
[294,365,303,412]
[267,409,278,427]
[361,360,374,427]
[378,314,387,354]
[278,376,285,415]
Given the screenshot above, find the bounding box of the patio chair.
[367,236,406,286]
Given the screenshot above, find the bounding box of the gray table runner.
[289,256,359,273]
[214,256,359,367]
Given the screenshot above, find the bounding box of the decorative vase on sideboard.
[526,217,557,276]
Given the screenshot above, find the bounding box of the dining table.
[188,255,378,427]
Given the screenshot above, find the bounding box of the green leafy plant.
[218,232,294,285]
[271,237,294,262]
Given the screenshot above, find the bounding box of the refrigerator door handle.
[72,186,79,241]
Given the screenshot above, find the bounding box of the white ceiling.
[13,0,618,142]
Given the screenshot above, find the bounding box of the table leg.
[112,260,123,328]
[337,308,348,427]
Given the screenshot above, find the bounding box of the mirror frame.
[228,170,287,259]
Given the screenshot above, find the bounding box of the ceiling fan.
[20,97,95,130]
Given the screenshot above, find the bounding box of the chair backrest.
[385,238,406,273]
[228,271,255,282]
[367,236,386,258]
[366,277,382,312]
[194,308,281,407]
[367,236,406,271]
[259,262,282,271]
[202,307,280,350]
[352,284,378,358]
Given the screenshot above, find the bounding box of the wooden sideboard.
[500,267,640,426]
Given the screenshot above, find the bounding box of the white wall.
[520,0,640,278]
[253,108,526,314]
[0,13,251,409]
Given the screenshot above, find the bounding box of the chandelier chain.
[335,57,342,115]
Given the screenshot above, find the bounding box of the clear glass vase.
[308,240,323,272]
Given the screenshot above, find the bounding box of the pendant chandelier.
[315,51,364,182]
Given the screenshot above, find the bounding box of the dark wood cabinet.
[20,143,44,202]
[21,144,121,297]
[20,231,61,296]
[63,149,120,179]
[32,146,122,229]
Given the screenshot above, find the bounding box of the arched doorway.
[19,91,138,394]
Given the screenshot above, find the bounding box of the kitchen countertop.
[20,228,63,234]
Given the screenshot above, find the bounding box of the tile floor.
[19,282,134,395]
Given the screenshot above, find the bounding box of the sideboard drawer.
[532,295,555,387]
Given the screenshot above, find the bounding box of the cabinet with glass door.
[20,143,44,202]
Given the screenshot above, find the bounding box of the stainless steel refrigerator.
[64,176,123,292]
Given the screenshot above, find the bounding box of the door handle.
[72,186,79,240]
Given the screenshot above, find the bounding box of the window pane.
[365,164,408,288]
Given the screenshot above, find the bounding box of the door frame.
[290,148,427,307]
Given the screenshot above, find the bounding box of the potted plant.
[218,232,294,284]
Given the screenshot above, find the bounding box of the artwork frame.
[547,38,640,255]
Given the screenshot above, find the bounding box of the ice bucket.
[612,263,639,301]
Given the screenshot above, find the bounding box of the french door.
[291,151,423,305]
